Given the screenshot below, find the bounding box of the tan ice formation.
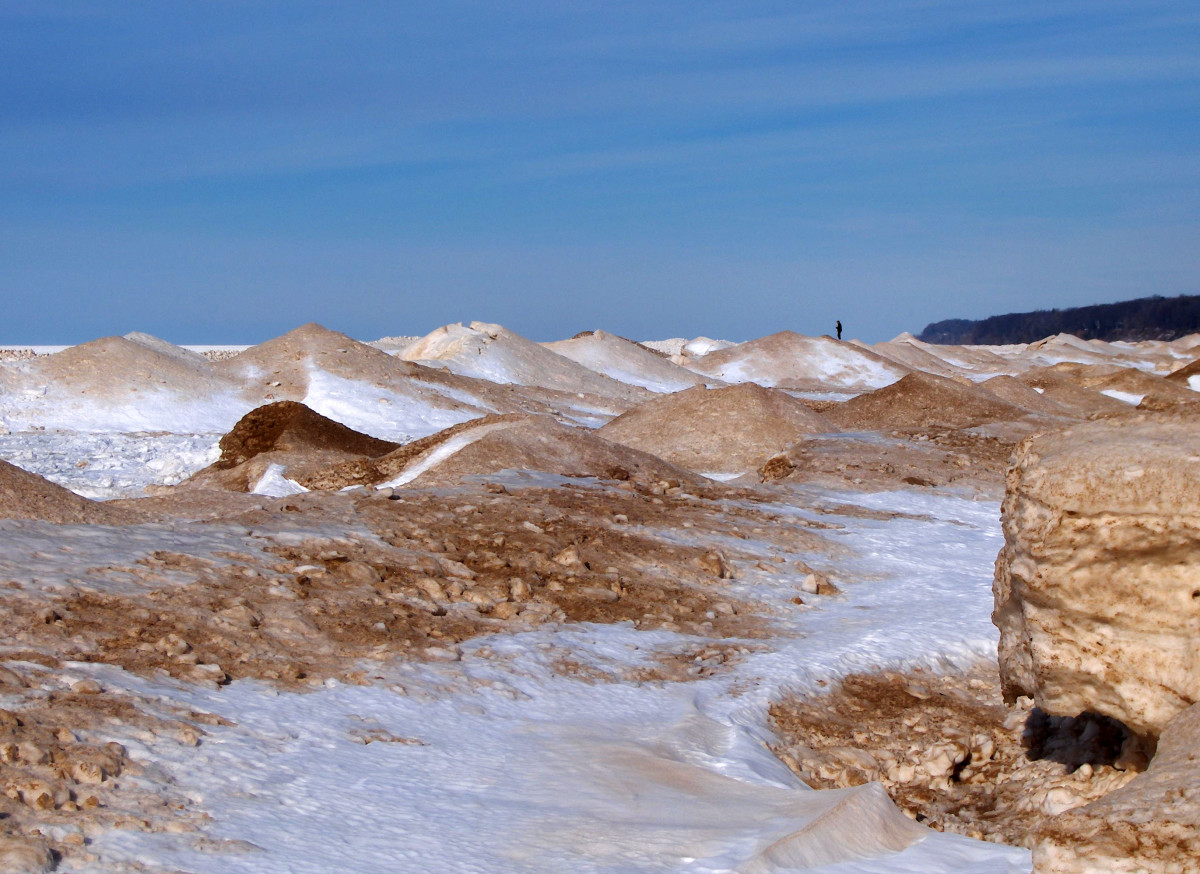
[993,413,1200,740]
[993,412,1200,872]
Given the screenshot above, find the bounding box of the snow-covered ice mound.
[828,372,1030,432]
[0,459,143,523]
[403,322,651,403]
[639,335,736,362]
[543,330,709,393]
[217,323,495,441]
[875,333,1021,380]
[688,331,910,392]
[1010,333,1183,373]
[599,383,830,476]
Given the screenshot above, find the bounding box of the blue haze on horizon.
[1,1,1197,345]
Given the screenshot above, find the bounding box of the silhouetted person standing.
[836,320,842,340]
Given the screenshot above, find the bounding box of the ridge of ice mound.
[121,332,213,368]
[544,330,710,393]
[0,459,144,523]
[688,331,909,392]
[369,414,705,488]
[403,322,650,402]
[599,383,829,475]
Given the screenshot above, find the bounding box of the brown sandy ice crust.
[770,664,1141,848]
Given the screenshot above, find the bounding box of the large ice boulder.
[992,414,1200,741]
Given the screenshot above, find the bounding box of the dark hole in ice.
[1023,708,1151,773]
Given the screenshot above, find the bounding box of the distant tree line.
[917,294,1200,344]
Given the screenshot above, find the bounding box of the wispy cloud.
[0,0,1196,341]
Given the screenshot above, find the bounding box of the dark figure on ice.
[836,320,842,340]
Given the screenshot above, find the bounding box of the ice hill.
[543,330,710,393]
[685,331,910,394]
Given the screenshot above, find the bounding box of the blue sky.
[2,1,1197,343]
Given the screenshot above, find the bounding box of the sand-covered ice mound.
[0,334,250,433]
[388,415,704,488]
[218,322,646,436]
[1014,362,1200,415]
[687,331,909,392]
[186,411,703,493]
[219,323,430,395]
[1166,355,1200,388]
[1086,367,1200,411]
[0,460,142,523]
[214,401,400,468]
[544,330,709,393]
[403,322,650,403]
[827,372,1029,432]
[869,338,962,378]
[1015,368,1134,419]
[25,335,229,395]
[599,383,829,475]
[1017,333,1127,369]
[218,322,487,403]
[979,375,1077,418]
[183,401,401,493]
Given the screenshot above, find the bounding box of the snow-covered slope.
[404,321,651,403]
[544,330,710,393]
